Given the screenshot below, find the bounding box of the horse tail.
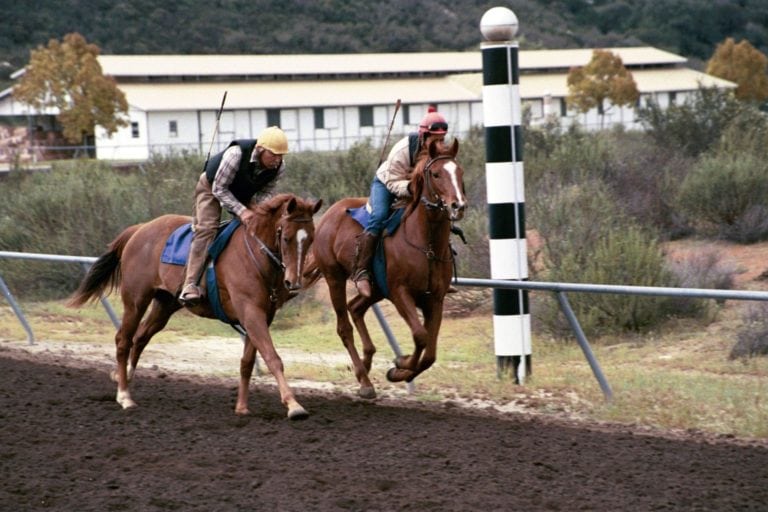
[66,224,142,307]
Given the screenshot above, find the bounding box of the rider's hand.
[239,209,255,227]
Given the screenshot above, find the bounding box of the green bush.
[678,152,768,241]
[281,140,376,203]
[637,87,745,157]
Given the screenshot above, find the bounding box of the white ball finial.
[480,7,519,41]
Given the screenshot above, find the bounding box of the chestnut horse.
[68,193,322,420]
[306,139,466,398]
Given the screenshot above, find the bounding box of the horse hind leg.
[347,294,378,387]
[326,276,375,399]
[128,294,181,381]
[235,340,257,416]
[113,302,147,409]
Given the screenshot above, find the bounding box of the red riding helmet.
[418,111,448,136]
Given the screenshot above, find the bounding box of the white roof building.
[0,47,735,161]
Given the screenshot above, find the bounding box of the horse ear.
[451,138,459,156]
[312,199,323,214]
[428,139,439,158]
[285,197,297,214]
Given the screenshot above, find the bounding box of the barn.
[0,47,735,163]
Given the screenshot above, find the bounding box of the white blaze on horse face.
[295,228,309,277]
[443,161,466,206]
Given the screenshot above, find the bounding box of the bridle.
[242,215,314,302]
[403,154,460,277]
[419,155,455,211]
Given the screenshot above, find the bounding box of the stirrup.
[353,274,372,298]
[179,284,203,305]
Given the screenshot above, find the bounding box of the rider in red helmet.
[352,110,449,298]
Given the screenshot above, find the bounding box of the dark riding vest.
[408,132,421,167]
[204,139,279,205]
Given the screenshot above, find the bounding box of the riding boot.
[352,231,378,298]
[180,236,210,305]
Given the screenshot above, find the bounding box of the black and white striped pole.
[480,7,531,384]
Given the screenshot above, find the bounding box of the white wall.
[95,107,149,160]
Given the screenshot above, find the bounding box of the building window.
[131,122,140,138]
[314,108,325,129]
[359,106,374,127]
[267,109,280,127]
[560,98,568,117]
[169,120,178,137]
[403,104,411,125]
[669,91,677,105]
[523,99,543,119]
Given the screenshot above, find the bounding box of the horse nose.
[451,201,466,220]
[285,279,302,291]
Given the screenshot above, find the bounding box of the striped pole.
[480,7,531,384]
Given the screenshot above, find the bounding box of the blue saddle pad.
[160,220,241,266]
[160,224,193,265]
[346,206,404,299]
[346,206,404,235]
[161,220,242,327]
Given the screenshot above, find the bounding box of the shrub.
[637,87,745,157]
[730,304,768,360]
[677,152,768,241]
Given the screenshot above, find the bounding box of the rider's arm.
[212,145,248,216]
[375,138,412,198]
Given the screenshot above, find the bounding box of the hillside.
[1,0,766,89]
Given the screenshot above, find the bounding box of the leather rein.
[242,215,313,302]
[402,155,460,293]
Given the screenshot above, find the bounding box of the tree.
[706,37,768,104]
[13,32,128,146]
[567,49,640,128]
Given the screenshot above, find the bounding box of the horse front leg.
[235,339,257,416]
[242,309,308,420]
[407,298,444,381]
[385,289,429,383]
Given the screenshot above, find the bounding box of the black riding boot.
[352,231,378,298]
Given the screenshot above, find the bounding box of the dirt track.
[2,348,767,512]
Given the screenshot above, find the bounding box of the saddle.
[346,205,405,297]
[161,220,241,326]
[346,205,465,298]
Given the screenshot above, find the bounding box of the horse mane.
[252,193,295,216]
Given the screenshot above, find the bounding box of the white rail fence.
[4,250,768,401]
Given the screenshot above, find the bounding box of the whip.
[378,98,401,166]
[202,91,228,171]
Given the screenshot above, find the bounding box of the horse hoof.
[386,367,401,382]
[234,407,252,416]
[117,398,137,409]
[358,386,376,399]
[287,406,309,421]
[392,356,410,370]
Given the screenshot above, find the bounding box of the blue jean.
[365,177,394,236]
